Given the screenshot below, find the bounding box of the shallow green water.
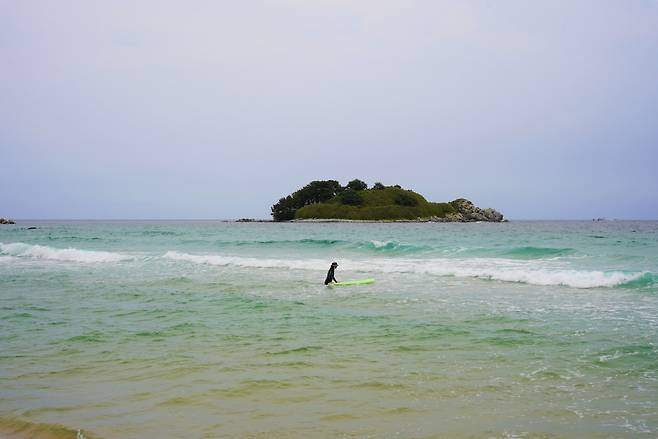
[1,221,657,438]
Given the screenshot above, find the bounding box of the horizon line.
[3,218,657,222]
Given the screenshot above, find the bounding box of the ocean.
[1,220,657,438]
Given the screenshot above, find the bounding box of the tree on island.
[271,195,298,221]
[345,179,368,191]
[339,189,364,206]
[271,180,345,221]
[394,192,418,206]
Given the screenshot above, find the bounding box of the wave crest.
[162,251,652,289]
[0,242,133,263]
[361,240,430,253]
[163,251,325,270]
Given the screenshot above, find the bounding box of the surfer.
[324,262,338,285]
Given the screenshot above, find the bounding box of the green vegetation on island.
[270,180,504,222]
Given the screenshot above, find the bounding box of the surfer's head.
[331,262,338,268]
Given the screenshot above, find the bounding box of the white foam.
[163,251,327,270]
[407,259,645,289]
[0,255,19,263]
[0,242,133,263]
[370,240,393,248]
[162,251,646,289]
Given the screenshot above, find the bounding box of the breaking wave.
[163,251,653,289]
[360,240,431,253]
[1,241,652,289]
[163,251,322,270]
[0,242,133,263]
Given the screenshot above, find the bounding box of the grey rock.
[482,208,504,222]
[433,198,504,223]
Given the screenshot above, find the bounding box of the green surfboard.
[331,278,375,286]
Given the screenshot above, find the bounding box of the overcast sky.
[1,0,657,219]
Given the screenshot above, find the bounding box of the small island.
[271,180,504,222]
[0,217,16,225]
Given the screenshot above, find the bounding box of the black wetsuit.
[324,266,337,285]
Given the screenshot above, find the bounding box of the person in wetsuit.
[324,262,338,285]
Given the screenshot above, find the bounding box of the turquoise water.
[1,221,657,438]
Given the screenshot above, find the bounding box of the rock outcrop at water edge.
[431,199,504,222]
